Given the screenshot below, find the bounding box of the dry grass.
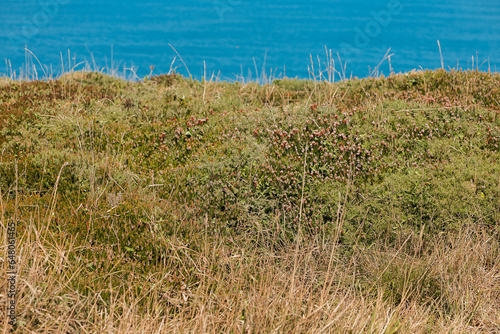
[1,194,499,332]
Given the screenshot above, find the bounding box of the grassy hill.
[1,70,499,332]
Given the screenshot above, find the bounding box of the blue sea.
[1,0,499,80]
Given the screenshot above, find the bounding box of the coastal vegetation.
[1,69,499,332]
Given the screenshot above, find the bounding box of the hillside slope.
[1,70,499,332]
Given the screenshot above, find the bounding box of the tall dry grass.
[1,189,499,333]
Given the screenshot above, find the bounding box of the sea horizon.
[2,0,499,81]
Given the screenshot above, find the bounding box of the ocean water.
[1,0,499,80]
